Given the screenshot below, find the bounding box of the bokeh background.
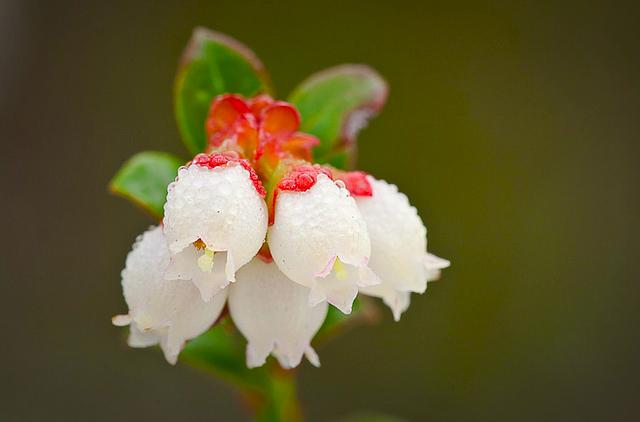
[2,0,638,420]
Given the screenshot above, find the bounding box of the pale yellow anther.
[197,248,215,272]
[333,259,348,281]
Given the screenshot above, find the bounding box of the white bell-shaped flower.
[228,258,327,369]
[163,157,268,301]
[268,173,378,314]
[112,226,227,364]
[356,176,450,320]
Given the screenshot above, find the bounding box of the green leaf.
[175,27,272,155]
[288,64,388,168]
[109,151,183,219]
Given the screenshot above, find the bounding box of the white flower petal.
[114,226,227,364]
[359,283,411,322]
[112,314,131,327]
[163,163,268,293]
[424,252,451,282]
[228,259,328,369]
[164,246,230,301]
[356,177,449,319]
[268,174,374,313]
[308,267,359,314]
[304,347,321,368]
[128,324,161,348]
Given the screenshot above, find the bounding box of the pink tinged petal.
[165,246,230,302]
[309,258,379,314]
[163,163,268,282]
[114,226,228,365]
[309,275,358,314]
[314,256,337,278]
[268,174,372,314]
[228,259,328,369]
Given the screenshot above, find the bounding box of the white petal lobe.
[114,226,227,364]
[359,283,411,322]
[228,259,328,369]
[164,246,230,301]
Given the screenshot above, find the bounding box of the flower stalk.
[245,365,302,422]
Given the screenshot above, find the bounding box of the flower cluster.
[113,94,449,368]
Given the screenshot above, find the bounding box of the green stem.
[244,366,303,422]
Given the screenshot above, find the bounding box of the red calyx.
[205,94,256,148]
[277,165,333,192]
[338,171,373,197]
[267,165,333,225]
[191,153,266,197]
[248,94,275,116]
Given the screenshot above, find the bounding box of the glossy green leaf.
[288,64,387,168]
[109,151,183,219]
[175,27,272,154]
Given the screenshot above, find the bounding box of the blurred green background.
[2,0,638,420]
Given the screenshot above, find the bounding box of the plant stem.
[244,365,303,422]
